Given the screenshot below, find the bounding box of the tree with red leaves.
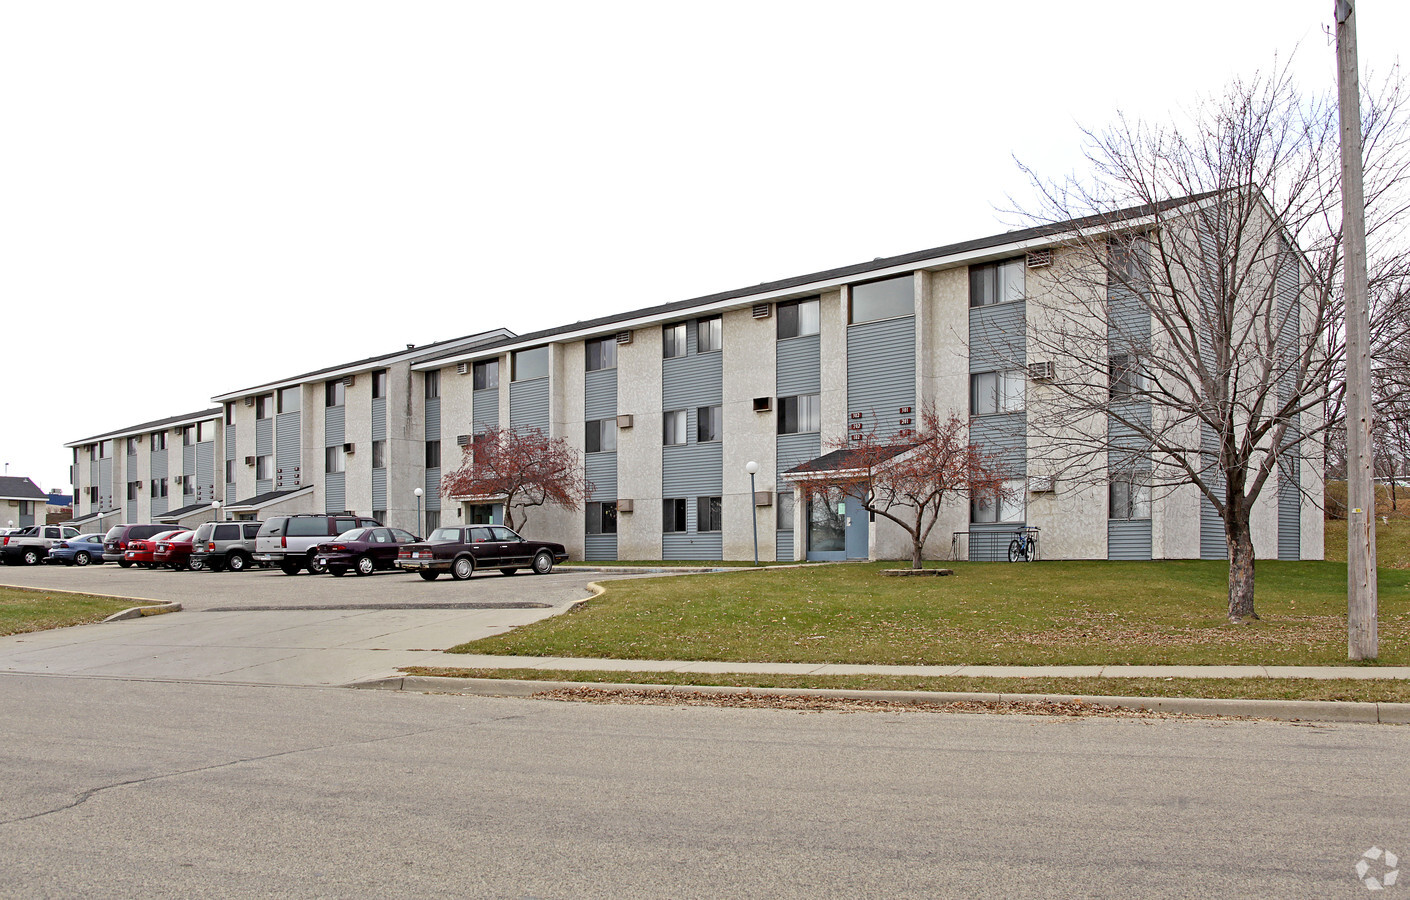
[440,427,591,533]
[792,407,1009,569]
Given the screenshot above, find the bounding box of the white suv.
[254,514,381,575]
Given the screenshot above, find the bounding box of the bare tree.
[440,427,591,532]
[790,407,1008,569]
[1011,64,1409,623]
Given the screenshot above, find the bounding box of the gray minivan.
[254,514,380,575]
[190,521,263,572]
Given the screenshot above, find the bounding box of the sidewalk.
[435,654,1410,680]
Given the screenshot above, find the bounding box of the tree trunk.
[1226,514,1259,623]
[911,538,924,570]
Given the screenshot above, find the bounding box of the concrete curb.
[345,675,1410,725]
[102,602,183,622]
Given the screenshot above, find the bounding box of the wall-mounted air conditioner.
[616,499,634,513]
[751,303,772,319]
[244,397,255,407]
[1028,361,1056,381]
[343,443,355,454]
[456,434,471,446]
[615,331,633,345]
[753,397,772,412]
[616,414,634,429]
[1028,475,1055,493]
[456,362,469,375]
[245,456,256,466]
[754,490,773,507]
[1027,249,1053,268]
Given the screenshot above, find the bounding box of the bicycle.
[1007,526,1039,562]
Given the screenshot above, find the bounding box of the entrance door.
[845,494,869,560]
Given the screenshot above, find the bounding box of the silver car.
[254,514,381,575]
[190,521,263,572]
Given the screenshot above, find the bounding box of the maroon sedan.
[314,527,421,576]
[153,530,201,571]
[124,530,183,569]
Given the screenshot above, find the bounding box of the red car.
[123,530,183,569]
[153,530,201,571]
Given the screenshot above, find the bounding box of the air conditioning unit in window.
[342,375,355,387]
[616,414,633,429]
[456,434,471,447]
[1028,475,1055,493]
[245,456,256,466]
[1028,361,1056,381]
[456,362,469,375]
[244,396,254,407]
[616,499,634,513]
[751,303,772,319]
[135,480,143,488]
[343,443,355,454]
[1026,249,1053,268]
[615,330,633,345]
[752,397,772,412]
[754,490,773,507]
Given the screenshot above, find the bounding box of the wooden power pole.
[1335,0,1378,660]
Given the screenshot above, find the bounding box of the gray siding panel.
[100,458,113,511]
[584,369,618,420]
[425,398,441,441]
[967,523,1017,562]
[663,532,723,561]
[662,358,723,409]
[324,405,346,447]
[969,302,1027,372]
[584,534,618,561]
[325,472,346,513]
[254,419,274,457]
[1108,519,1153,560]
[509,379,550,432]
[847,317,915,440]
[256,479,273,496]
[224,426,237,460]
[371,398,386,441]
[424,469,441,510]
[585,453,617,501]
[971,414,1026,474]
[275,412,301,488]
[1200,422,1227,559]
[195,442,215,503]
[662,443,723,496]
[1278,422,1302,560]
[473,389,499,431]
[372,469,387,510]
[224,483,236,506]
[777,334,821,396]
[1276,249,1302,560]
[776,433,821,480]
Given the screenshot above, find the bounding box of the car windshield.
[172,531,193,542]
[104,527,123,541]
[335,529,367,541]
[428,528,461,542]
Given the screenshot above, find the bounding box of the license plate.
[316,557,327,565]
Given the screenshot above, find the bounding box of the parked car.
[153,530,199,570]
[254,514,382,575]
[45,533,107,566]
[104,523,187,567]
[2,525,82,566]
[122,530,183,569]
[190,520,263,572]
[395,525,567,581]
[313,527,422,576]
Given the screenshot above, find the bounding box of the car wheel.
[280,562,302,576]
[418,570,439,581]
[451,557,475,581]
[355,555,375,576]
[75,551,91,566]
[119,559,132,568]
[227,552,248,572]
[499,568,518,576]
[306,551,326,575]
[188,557,204,572]
[531,551,554,575]
[21,548,41,566]
[329,566,347,577]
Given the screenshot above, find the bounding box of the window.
[850,274,913,323]
[325,380,345,408]
[256,456,273,480]
[1110,473,1152,520]
[424,511,441,532]
[777,297,820,339]
[127,482,139,501]
[1109,236,1148,285]
[321,446,342,473]
[100,440,112,458]
[372,369,388,399]
[1109,353,1146,400]
[663,323,687,359]
[697,316,722,353]
[197,421,214,442]
[972,479,1026,523]
[150,479,167,499]
[151,432,167,450]
[256,394,273,420]
[126,437,139,455]
[425,440,441,468]
[279,386,301,414]
[697,405,722,443]
[225,459,234,483]
[777,491,795,531]
[90,444,99,461]
[473,359,499,391]
[512,347,549,381]
[424,370,440,400]
[586,501,618,535]
[371,440,387,469]
[662,498,688,533]
[225,403,235,426]
[663,410,687,446]
[969,258,1025,307]
[777,394,821,434]
[585,418,617,453]
[696,496,722,532]
[585,337,617,371]
[372,511,387,526]
[970,371,1025,416]
[88,486,98,502]
[182,426,195,446]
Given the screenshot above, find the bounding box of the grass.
[561,559,776,568]
[448,559,1410,666]
[402,666,1410,704]
[0,586,142,636]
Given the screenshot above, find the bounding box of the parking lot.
[0,564,618,686]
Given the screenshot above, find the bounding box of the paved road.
[0,564,616,685]
[3,674,1407,899]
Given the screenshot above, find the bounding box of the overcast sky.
[2,1,1405,496]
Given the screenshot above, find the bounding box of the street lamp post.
[745,460,760,567]
[414,487,423,536]
[211,500,221,522]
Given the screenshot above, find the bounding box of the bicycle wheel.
[1008,538,1024,563]
[1024,536,1037,561]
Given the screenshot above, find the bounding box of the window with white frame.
[585,337,617,371]
[662,498,687,533]
[279,386,301,413]
[371,440,387,469]
[696,405,722,443]
[971,479,1026,523]
[586,501,618,534]
[970,371,1025,416]
[696,316,722,353]
[473,359,499,390]
[777,297,820,339]
[777,394,821,434]
[512,347,549,381]
[1109,472,1152,520]
[777,491,795,531]
[325,446,345,474]
[585,418,618,453]
[850,274,914,324]
[969,258,1025,307]
[696,496,722,532]
[663,410,687,446]
[663,323,687,359]
[256,456,273,480]
[1108,353,1146,401]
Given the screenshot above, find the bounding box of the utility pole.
[1336,0,1378,660]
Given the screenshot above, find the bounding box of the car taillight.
[398,549,409,558]
[281,536,287,548]
[208,542,216,551]
[56,542,69,548]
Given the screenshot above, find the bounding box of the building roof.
[783,445,913,477]
[413,193,1215,370]
[0,477,49,501]
[66,408,223,448]
[223,486,314,510]
[156,502,218,520]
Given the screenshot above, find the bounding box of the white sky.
[2,0,1405,496]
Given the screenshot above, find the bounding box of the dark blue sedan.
[46,533,107,566]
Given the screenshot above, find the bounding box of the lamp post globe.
[414,487,424,535]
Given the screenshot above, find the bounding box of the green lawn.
[0,586,140,636]
[449,559,1410,666]
[402,667,1410,704]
